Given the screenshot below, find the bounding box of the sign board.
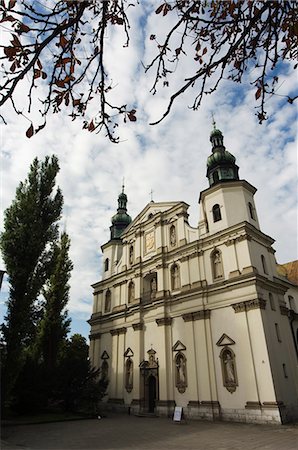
[173,406,183,422]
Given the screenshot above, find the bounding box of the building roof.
[276,260,298,286]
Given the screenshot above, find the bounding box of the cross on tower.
[149,189,154,202]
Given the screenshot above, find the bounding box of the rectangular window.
[275,323,281,342]
[282,363,288,379]
[269,293,275,311]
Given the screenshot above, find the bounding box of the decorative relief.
[175,352,187,394]
[145,230,155,253]
[225,234,252,246]
[182,309,211,322]
[232,298,266,313]
[220,347,238,393]
[156,317,172,326]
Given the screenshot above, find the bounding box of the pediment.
[124,347,134,357]
[216,333,235,346]
[101,350,109,359]
[172,340,187,352]
[122,201,183,235]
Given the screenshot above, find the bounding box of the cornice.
[182,309,211,322]
[110,327,127,336]
[156,317,173,326]
[232,298,266,313]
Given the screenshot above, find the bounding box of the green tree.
[0,155,63,403]
[34,232,73,372]
[57,334,107,413]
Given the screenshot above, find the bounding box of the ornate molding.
[132,322,143,331]
[245,401,262,410]
[110,327,127,336]
[182,309,211,322]
[89,332,101,340]
[232,298,266,313]
[156,317,172,326]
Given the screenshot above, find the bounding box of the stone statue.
[170,225,176,247]
[224,352,235,383]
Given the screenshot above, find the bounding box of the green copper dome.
[206,123,239,187]
[207,149,236,169]
[110,186,132,240]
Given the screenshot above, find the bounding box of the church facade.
[88,127,298,424]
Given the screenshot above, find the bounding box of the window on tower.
[104,290,111,313]
[261,254,268,274]
[212,204,222,222]
[248,202,255,220]
[104,258,109,272]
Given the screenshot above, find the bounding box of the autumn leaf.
[88,120,95,131]
[26,123,34,138]
[255,87,262,100]
[127,110,137,121]
[19,23,30,33]
[8,0,16,9]
[155,4,163,14]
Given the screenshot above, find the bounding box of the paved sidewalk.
[2,413,298,450]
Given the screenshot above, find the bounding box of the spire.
[206,125,239,187]
[110,185,132,240]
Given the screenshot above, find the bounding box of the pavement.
[1,413,298,450]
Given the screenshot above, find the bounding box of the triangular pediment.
[101,350,110,359]
[122,202,186,235]
[124,347,134,357]
[216,333,235,346]
[172,340,187,352]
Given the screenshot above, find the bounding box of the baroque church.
[88,126,298,424]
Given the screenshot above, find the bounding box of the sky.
[1,2,297,341]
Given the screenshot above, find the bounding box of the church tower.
[100,186,132,280]
[199,125,260,236]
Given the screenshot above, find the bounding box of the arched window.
[104,258,109,272]
[129,245,134,265]
[220,347,238,393]
[171,264,180,290]
[288,295,295,311]
[128,281,135,303]
[248,202,255,220]
[212,204,221,222]
[261,254,268,274]
[269,293,275,311]
[211,249,224,280]
[104,289,111,313]
[175,352,187,393]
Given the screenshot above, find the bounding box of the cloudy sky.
[1,2,297,340]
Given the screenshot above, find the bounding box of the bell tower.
[199,125,260,236]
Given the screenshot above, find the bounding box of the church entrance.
[139,348,159,414]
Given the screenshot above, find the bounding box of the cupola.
[110,185,132,240]
[206,123,239,187]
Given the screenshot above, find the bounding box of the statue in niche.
[128,281,135,303]
[175,352,187,393]
[150,277,157,298]
[170,225,176,247]
[129,245,134,265]
[221,347,238,393]
[171,264,180,290]
[213,250,223,279]
[125,358,133,392]
[101,360,109,381]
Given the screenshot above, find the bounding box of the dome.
[207,149,236,169]
[111,212,132,225]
